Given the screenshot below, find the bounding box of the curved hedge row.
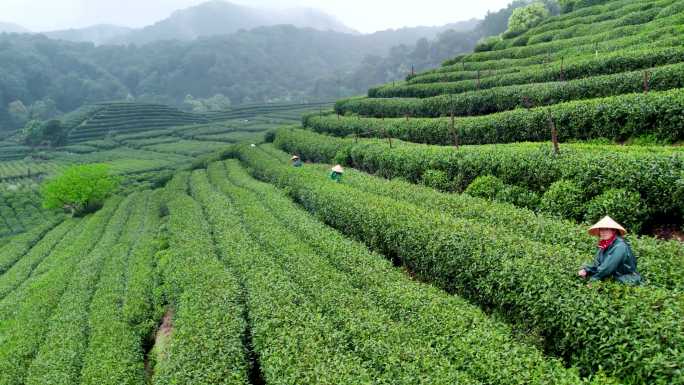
[206,160,594,385]
[152,186,248,384]
[0,197,123,385]
[259,143,684,292]
[0,219,63,275]
[275,128,684,228]
[431,32,682,74]
[79,191,162,385]
[0,219,78,301]
[325,89,684,143]
[501,3,671,50]
[232,145,684,384]
[366,63,684,115]
[24,194,137,385]
[517,0,675,42]
[444,12,684,63]
[408,46,684,89]
[191,169,387,383]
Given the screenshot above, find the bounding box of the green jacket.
[330,171,343,182]
[584,237,642,285]
[293,159,303,167]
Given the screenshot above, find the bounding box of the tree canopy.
[41,164,119,215]
[505,2,552,38]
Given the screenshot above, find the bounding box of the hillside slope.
[109,0,356,45]
[304,0,684,233]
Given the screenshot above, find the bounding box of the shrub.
[366,62,684,106]
[41,164,119,216]
[327,89,684,144]
[504,2,551,38]
[421,169,454,191]
[496,185,541,210]
[464,175,505,199]
[475,36,503,52]
[584,189,647,234]
[233,145,684,384]
[539,180,586,220]
[276,128,684,228]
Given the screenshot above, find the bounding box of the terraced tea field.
[303,0,684,234]
[0,1,682,384]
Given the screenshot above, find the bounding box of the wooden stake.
[548,114,560,155]
[643,71,650,94]
[476,70,481,91]
[450,112,459,149]
[560,56,565,82]
[381,125,392,148]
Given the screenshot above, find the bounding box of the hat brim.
[588,227,627,237]
[588,216,627,236]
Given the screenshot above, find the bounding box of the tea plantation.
[0,1,682,384]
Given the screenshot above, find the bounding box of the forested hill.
[0,18,485,131]
[107,1,357,45]
[0,26,387,131]
[0,0,526,132]
[0,22,29,33]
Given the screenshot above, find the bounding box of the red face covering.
[598,232,617,250]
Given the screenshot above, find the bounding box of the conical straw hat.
[588,216,627,236]
[291,155,300,160]
[332,165,344,173]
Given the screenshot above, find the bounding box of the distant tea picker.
[330,164,344,183]
[291,155,303,167]
[578,216,642,285]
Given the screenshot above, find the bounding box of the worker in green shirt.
[578,216,642,285]
[330,164,344,183]
[291,155,303,168]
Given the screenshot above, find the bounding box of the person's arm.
[589,243,626,281]
[582,251,600,276]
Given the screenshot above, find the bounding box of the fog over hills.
[0,21,30,33]
[107,1,357,45]
[43,25,134,45]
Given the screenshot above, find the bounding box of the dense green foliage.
[369,61,684,100]
[41,164,119,215]
[504,2,552,38]
[0,219,60,274]
[79,191,163,385]
[232,144,684,384]
[410,45,684,86]
[0,198,123,385]
[274,127,684,231]
[539,179,586,220]
[22,120,67,147]
[583,188,647,234]
[154,179,248,384]
[193,159,595,384]
[350,63,684,116]
[261,143,684,291]
[0,186,61,238]
[2,0,684,383]
[314,88,684,144]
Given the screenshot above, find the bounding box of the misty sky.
[1,0,513,33]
